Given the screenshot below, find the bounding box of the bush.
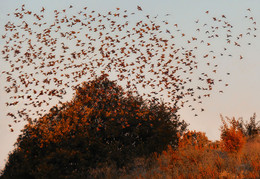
[220,116,246,153]
[138,131,260,179]
[1,75,187,178]
[178,130,210,150]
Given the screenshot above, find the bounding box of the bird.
[137,6,142,11]
[2,4,255,123]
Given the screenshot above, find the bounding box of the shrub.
[178,130,210,150]
[220,116,246,153]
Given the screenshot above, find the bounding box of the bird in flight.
[1,4,256,127]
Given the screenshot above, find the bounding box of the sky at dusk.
[0,0,260,170]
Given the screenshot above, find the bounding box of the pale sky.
[0,0,260,170]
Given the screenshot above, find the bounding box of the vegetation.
[141,132,260,179]
[1,77,260,178]
[0,75,187,178]
[1,3,259,179]
[236,113,260,138]
[220,116,246,153]
[82,129,260,179]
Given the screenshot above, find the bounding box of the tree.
[1,75,187,178]
[237,113,260,138]
[178,130,210,150]
[220,116,246,153]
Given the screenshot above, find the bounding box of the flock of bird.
[1,5,257,131]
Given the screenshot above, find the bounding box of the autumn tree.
[1,75,187,178]
[178,130,210,150]
[220,116,246,153]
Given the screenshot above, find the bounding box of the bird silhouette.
[1,5,257,127]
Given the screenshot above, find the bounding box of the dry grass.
[88,135,260,179]
[138,135,260,179]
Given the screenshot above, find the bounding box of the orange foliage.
[178,130,210,150]
[154,130,217,178]
[4,75,185,177]
[136,131,260,179]
[220,116,246,153]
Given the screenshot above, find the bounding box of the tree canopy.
[1,75,187,178]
